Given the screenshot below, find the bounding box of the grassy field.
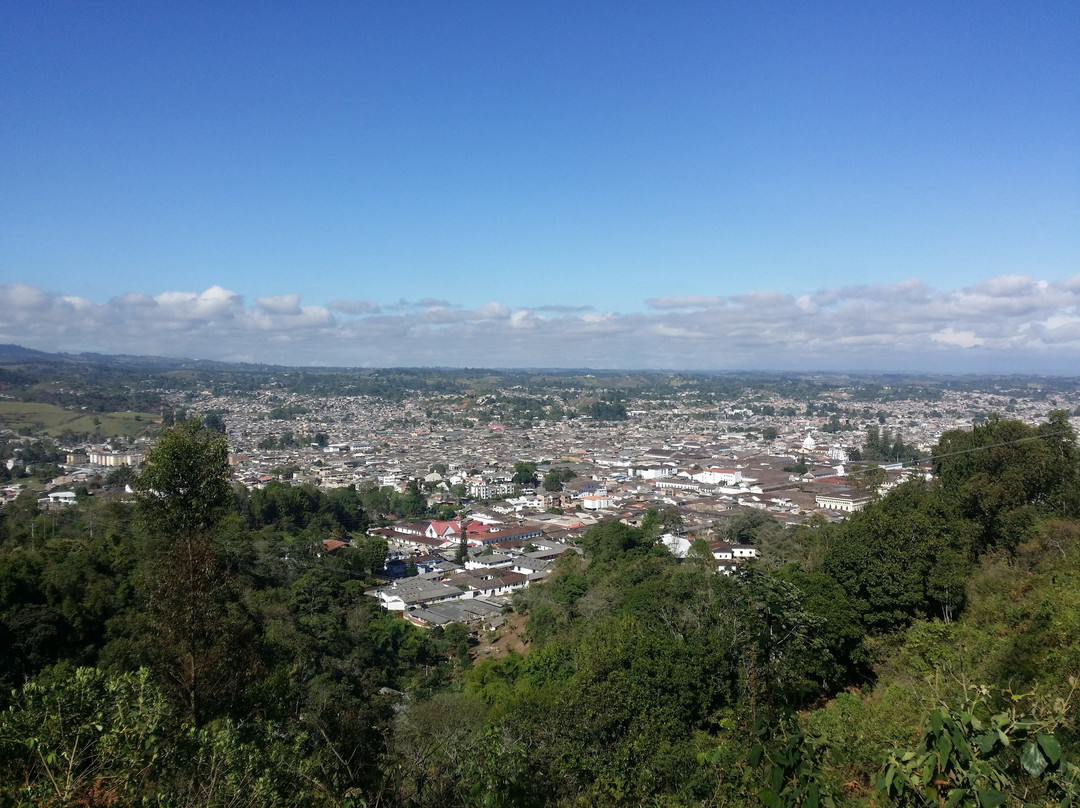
[0,402,160,438]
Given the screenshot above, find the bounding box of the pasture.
[0,402,160,438]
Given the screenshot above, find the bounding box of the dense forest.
[2,413,1079,806]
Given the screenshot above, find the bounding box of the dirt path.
[470,612,531,662]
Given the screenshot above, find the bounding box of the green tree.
[584,400,628,421]
[512,462,538,487]
[659,506,684,534]
[686,538,716,572]
[355,536,388,577]
[542,467,577,492]
[104,464,134,488]
[935,412,1080,554]
[134,419,257,724]
[724,508,780,545]
[782,455,809,474]
[737,570,828,716]
[824,481,972,632]
[134,418,232,546]
[584,518,652,563]
[851,464,887,495]
[391,479,428,520]
[202,411,226,433]
[779,568,867,690]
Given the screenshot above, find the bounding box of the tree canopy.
[134,417,232,543]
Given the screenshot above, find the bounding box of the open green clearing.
[0,402,159,438]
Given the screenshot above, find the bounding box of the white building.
[815,492,870,512]
[38,491,77,509]
[468,480,516,499]
[692,468,743,485]
[87,450,143,467]
[581,494,615,510]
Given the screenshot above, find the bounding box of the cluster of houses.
[23,379,1072,632]
[360,505,769,628]
[364,514,582,628]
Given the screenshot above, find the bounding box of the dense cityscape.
[3,2,1078,803]
[4,351,1079,624]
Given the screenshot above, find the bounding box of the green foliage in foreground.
[0,665,345,808]
[2,412,1080,806]
[878,684,1079,808]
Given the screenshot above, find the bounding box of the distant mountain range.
[0,344,280,372]
[1,345,1077,390]
[0,344,60,363]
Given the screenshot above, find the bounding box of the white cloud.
[2,284,55,312]
[534,304,594,313]
[1059,274,1080,294]
[509,309,540,329]
[3,274,1080,371]
[646,294,725,310]
[651,324,706,339]
[931,328,985,348]
[328,298,380,314]
[474,302,511,320]
[968,274,1039,298]
[256,294,302,315]
[152,286,243,322]
[111,292,155,307]
[244,304,335,332]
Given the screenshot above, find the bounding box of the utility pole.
[455,506,468,565]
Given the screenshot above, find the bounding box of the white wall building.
[815,492,870,512]
[692,468,743,485]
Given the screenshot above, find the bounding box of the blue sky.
[2,2,1079,371]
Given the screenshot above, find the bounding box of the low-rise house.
[367,566,531,615]
[465,553,514,572]
[406,598,505,629]
[654,477,711,494]
[371,528,446,552]
[38,490,77,509]
[468,523,544,546]
[426,519,460,540]
[707,539,733,561]
[512,555,558,575]
[630,464,677,480]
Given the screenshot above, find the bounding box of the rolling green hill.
[0,402,159,438]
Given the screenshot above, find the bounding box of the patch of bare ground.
[470,611,531,662]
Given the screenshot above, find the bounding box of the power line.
[894,428,1075,469]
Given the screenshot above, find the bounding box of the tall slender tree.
[134,418,256,723]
